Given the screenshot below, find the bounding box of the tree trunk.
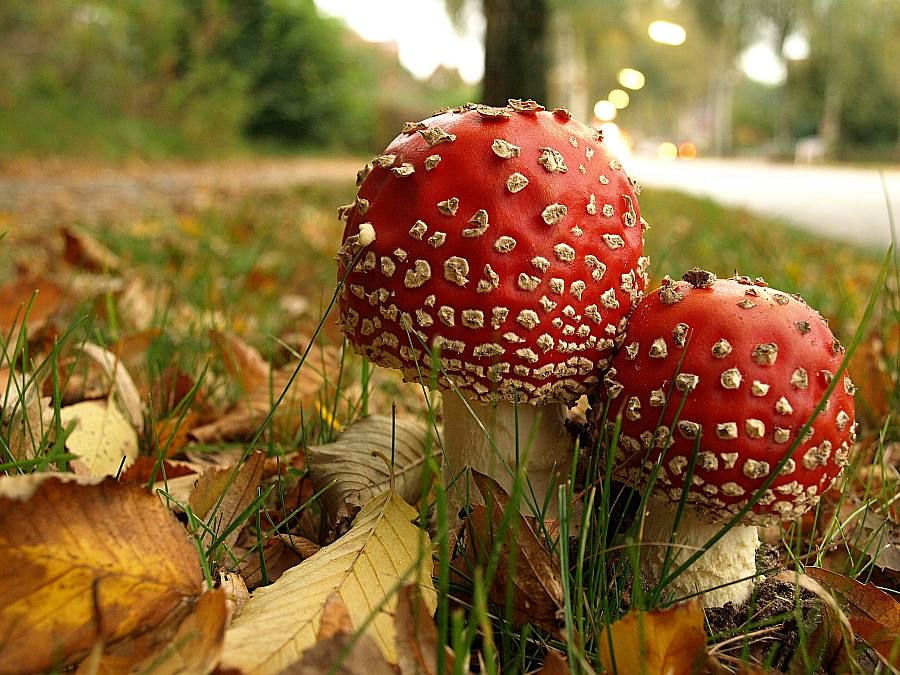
[482,0,548,106]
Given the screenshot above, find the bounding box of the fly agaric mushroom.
[335,101,648,515]
[596,268,856,607]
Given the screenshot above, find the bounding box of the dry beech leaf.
[188,450,266,554]
[0,476,203,674]
[60,400,140,477]
[394,583,454,675]
[62,226,123,273]
[2,369,47,461]
[774,570,854,673]
[598,600,708,675]
[803,566,900,667]
[239,534,319,590]
[190,348,340,443]
[210,330,269,394]
[308,414,436,529]
[533,650,570,675]
[0,276,66,336]
[79,343,144,433]
[219,489,437,675]
[458,470,564,632]
[77,589,229,675]
[283,595,395,675]
[318,593,354,640]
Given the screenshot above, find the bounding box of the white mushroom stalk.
[640,500,759,608]
[442,394,573,518]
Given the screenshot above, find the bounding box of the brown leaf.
[598,600,708,675]
[211,330,269,394]
[318,593,354,641]
[308,414,436,533]
[533,650,570,675]
[62,226,123,273]
[78,343,144,432]
[0,476,203,674]
[190,348,340,443]
[155,409,202,457]
[119,456,198,484]
[0,276,66,334]
[189,450,266,556]
[394,583,451,675]
[238,534,317,590]
[284,626,395,675]
[456,471,564,632]
[804,566,900,668]
[775,570,854,674]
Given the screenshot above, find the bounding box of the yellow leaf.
[219,489,436,675]
[0,476,203,675]
[598,600,708,675]
[60,400,139,477]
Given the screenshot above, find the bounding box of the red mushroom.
[596,268,856,607]
[335,101,648,515]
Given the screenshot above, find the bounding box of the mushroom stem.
[441,393,574,519]
[640,499,760,608]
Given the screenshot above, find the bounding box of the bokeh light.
[648,21,686,45]
[617,68,645,90]
[608,89,630,109]
[657,142,678,161]
[599,123,630,161]
[593,100,617,122]
[678,142,697,160]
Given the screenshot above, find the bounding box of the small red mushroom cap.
[596,268,857,526]
[336,101,648,405]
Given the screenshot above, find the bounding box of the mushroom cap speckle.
[596,270,856,526]
[336,102,647,405]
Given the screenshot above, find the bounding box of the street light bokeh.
[648,21,686,45]
[617,68,645,90]
[593,100,617,121]
[608,89,630,109]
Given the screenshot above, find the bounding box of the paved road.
[625,156,900,250]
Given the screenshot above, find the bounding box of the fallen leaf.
[155,409,202,456]
[2,369,47,461]
[219,489,437,675]
[394,583,452,675]
[190,349,340,443]
[219,571,251,623]
[86,588,229,675]
[280,594,395,675]
[318,593,354,640]
[0,476,203,674]
[188,450,266,557]
[0,276,66,336]
[775,570,854,673]
[598,600,708,675]
[60,400,140,477]
[79,343,144,432]
[804,566,900,667]
[62,226,123,273]
[455,471,564,632]
[238,534,318,590]
[533,649,570,675]
[308,414,436,531]
[211,330,269,394]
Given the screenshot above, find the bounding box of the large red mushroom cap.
[599,268,857,527]
[336,101,648,406]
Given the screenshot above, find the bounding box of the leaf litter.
[1,163,899,675]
